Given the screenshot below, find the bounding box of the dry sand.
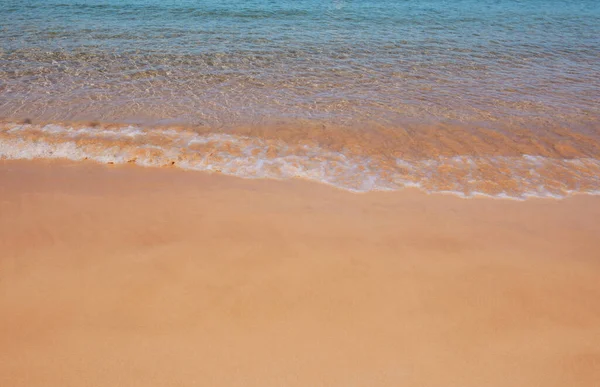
[1,160,599,386]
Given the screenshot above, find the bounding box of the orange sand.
[1,160,600,386]
[4,120,600,197]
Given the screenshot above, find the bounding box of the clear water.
[1,0,599,197]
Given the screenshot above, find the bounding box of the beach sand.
[1,159,600,386]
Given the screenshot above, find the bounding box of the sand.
[1,159,600,386]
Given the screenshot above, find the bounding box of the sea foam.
[1,122,599,199]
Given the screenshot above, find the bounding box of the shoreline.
[2,120,600,199]
[2,159,600,386]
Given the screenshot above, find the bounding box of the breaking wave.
[2,122,599,199]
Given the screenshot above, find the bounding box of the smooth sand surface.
[1,160,600,386]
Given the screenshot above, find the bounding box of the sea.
[1,0,599,198]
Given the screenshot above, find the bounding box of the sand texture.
[1,160,600,386]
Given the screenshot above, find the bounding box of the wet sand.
[1,160,600,386]
[3,120,600,198]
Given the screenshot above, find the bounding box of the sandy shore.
[1,160,600,386]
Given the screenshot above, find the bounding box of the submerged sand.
[3,120,600,198]
[1,160,600,386]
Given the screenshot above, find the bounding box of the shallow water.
[1,0,599,197]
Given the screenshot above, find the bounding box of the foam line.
[1,123,599,199]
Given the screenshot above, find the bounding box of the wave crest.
[1,122,599,199]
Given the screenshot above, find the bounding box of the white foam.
[1,122,600,200]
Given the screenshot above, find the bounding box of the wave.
[1,122,599,199]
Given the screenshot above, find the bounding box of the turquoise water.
[1,0,600,197]
[2,0,599,126]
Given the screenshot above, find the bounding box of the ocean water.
[1,0,599,198]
